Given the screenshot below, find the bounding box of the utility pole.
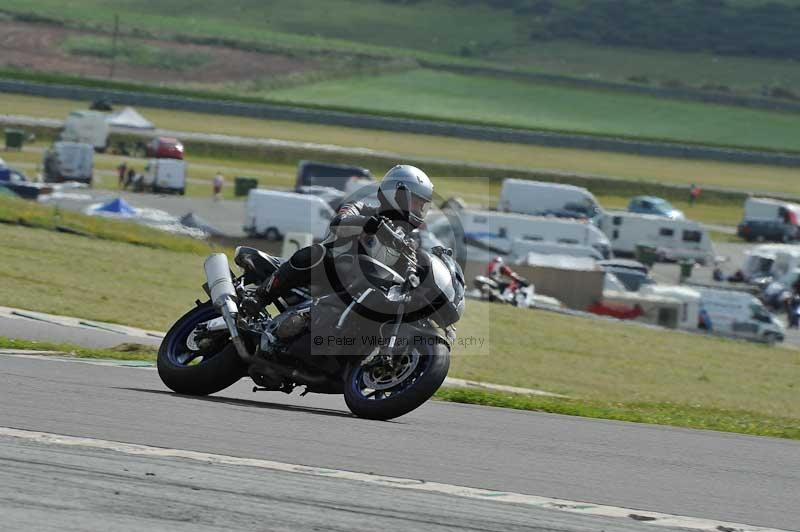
[109,14,119,80]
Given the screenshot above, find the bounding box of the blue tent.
[95,197,137,217]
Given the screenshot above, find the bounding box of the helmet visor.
[411,194,431,220]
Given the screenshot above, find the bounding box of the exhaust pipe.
[204,254,252,363]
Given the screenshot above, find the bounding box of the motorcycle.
[473,275,535,308]
[157,219,466,420]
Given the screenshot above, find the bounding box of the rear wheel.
[344,341,450,420]
[157,303,247,395]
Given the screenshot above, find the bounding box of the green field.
[3,1,800,152]
[4,94,800,202]
[5,0,800,98]
[261,69,800,151]
[493,41,800,94]
[1,212,798,438]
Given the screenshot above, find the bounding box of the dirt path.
[0,20,319,84]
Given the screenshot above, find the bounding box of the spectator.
[125,167,136,190]
[213,172,224,201]
[117,161,128,189]
[689,184,701,206]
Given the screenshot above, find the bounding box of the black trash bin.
[234,177,258,197]
[4,129,24,150]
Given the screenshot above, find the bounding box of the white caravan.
[740,244,793,281]
[429,209,612,260]
[694,287,785,344]
[598,211,714,264]
[61,111,109,152]
[743,197,800,224]
[639,284,701,331]
[42,141,94,184]
[142,159,187,194]
[497,179,602,221]
[244,190,335,241]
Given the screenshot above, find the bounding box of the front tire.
[344,342,450,420]
[157,303,247,395]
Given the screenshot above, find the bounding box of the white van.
[497,179,602,220]
[42,142,94,185]
[244,190,335,241]
[142,159,186,194]
[429,209,612,259]
[694,287,785,343]
[598,211,714,264]
[61,111,109,152]
[743,197,800,223]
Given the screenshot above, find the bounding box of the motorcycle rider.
[485,256,528,299]
[245,165,434,310]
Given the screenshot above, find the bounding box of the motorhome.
[694,287,785,344]
[61,111,109,152]
[429,209,612,260]
[142,159,187,194]
[497,179,602,220]
[244,190,335,241]
[42,142,94,185]
[598,211,714,264]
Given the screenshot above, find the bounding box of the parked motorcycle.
[157,219,465,420]
[473,275,534,308]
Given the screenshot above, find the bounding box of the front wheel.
[157,302,247,395]
[344,341,450,420]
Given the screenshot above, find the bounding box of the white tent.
[106,107,155,130]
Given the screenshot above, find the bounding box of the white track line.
[0,427,786,532]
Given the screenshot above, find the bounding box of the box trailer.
[42,142,94,185]
[142,159,187,194]
[61,111,109,152]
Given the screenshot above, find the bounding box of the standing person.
[689,184,701,206]
[125,167,136,190]
[213,172,224,201]
[117,161,128,189]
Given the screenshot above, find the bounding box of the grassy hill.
[4,0,800,97]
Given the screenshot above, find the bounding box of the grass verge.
[0,194,216,254]
[0,336,157,361]
[435,388,800,440]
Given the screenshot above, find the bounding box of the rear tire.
[344,342,450,420]
[157,303,247,395]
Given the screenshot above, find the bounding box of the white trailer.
[598,211,714,264]
[694,287,785,344]
[429,209,612,260]
[42,141,94,185]
[142,159,187,194]
[244,189,334,241]
[61,111,109,152]
[497,179,602,220]
[639,284,701,331]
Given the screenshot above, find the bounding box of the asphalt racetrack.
[1,353,798,531]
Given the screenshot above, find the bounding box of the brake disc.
[362,350,420,390]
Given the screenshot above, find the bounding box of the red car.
[147,137,184,160]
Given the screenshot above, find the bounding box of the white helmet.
[377,165,434,228]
